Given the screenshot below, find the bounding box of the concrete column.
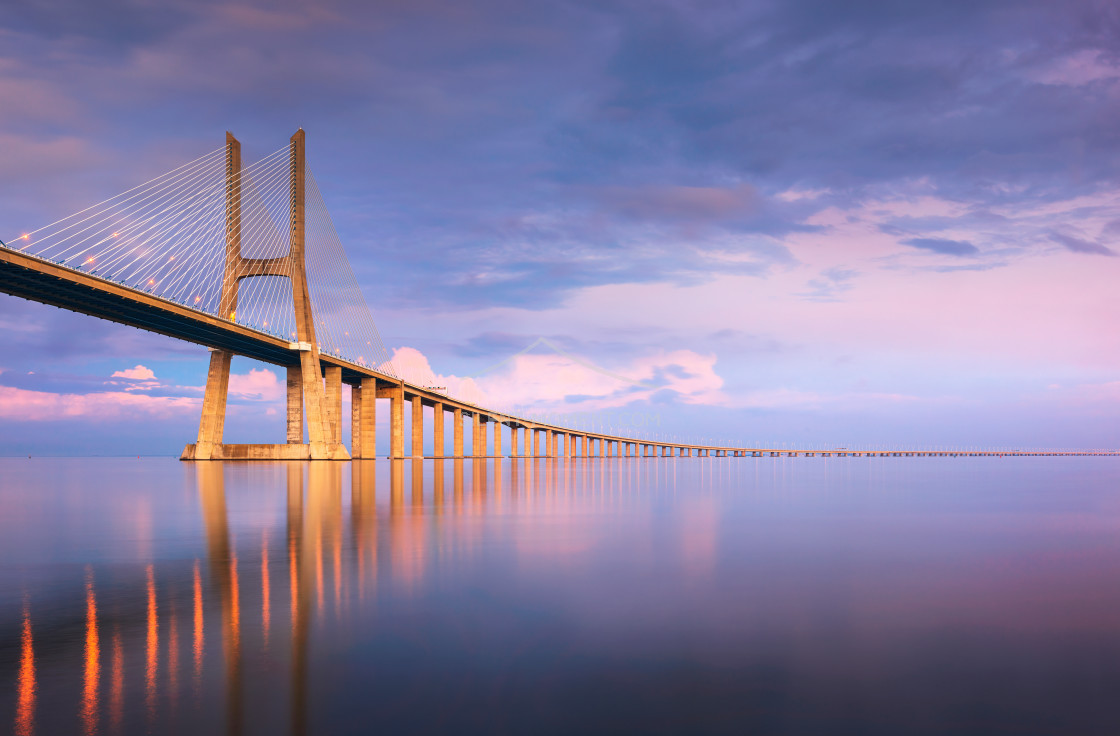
[389,386,404,459]
[433,402,444,458]
[353,377,375,458]
[475,415,486,457]
[453,408,463,458]
[411,395,423,458]
[325,366,342,444]
[493,420,502,457]
[351,383,362,458]
[529,428,537,458]
[286,365,303,444]
[196,349,233,458]
[512,426,521,457]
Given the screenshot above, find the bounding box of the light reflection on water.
[2,456,1120,735]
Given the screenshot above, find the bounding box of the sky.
[1,0,1119,455]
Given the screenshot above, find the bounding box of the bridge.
[2,131,1116,460]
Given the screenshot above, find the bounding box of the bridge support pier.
[386,385,404,458]
[325,367,342,444]
[351,378,375,458]
[287,366,303,443]
[453,408,463,458]
[433,402,444,458]
[192,349,233,460]
[411,396,423,459]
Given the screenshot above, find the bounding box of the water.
[2,457,1119,735]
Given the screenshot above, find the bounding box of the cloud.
[111,365,156,380]
[598,183,759,223]
[390,343,726,415]
[801,266,858,301]
[0,385,198,420]
[228,367,284,401]
[1050,231,1116,257]
[1027,50,1120,87]
[903,238,979,256]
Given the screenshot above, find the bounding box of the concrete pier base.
[181,442,350,460]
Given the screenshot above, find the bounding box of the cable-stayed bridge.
[1,131,1115,460]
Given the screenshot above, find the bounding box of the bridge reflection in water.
[9,455,1120,735]
[6,456,661,736]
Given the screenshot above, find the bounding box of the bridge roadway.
[3,245,1118,460]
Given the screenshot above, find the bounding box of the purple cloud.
[1050,231,1116,257]
[903,238,980,256]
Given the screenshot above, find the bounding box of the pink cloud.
[1028,50,1120,87]
[111,365,156,380]
[228,368,284,402]
[389,344,726,414]
[0,385,198,421]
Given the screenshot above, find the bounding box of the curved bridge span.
[2,132,1116,460]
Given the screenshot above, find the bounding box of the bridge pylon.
[182,130,350,461]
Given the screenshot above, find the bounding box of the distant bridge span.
[2,131,1116,460]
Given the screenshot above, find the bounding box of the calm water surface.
[2,457,1119,735]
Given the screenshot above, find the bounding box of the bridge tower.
[183,130,350,460]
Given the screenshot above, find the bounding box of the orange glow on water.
[334,534,342,612]
[111,232,119,238]
[82,568,100,735]
[109,630,123,732]
[168,603,179,704]
[289,534,299,630]
[192,561,203,682]
[145,565,158,715]
[261,533,271,646]
[230,553,240,636]
[316,532,324,613]
[15,602,35,736]
[227,552,241,673]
